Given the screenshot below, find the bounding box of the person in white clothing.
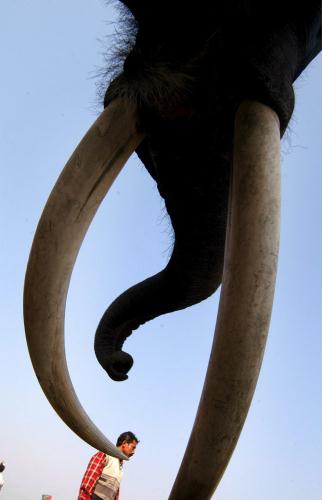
[0,462,5,493]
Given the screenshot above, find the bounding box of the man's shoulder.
[90,451,107,465]
[92,451,106,458]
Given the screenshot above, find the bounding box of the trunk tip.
[99,351,134,382]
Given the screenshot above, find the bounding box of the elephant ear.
[23,99,143,459]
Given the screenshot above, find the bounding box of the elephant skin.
[95,0,321,381]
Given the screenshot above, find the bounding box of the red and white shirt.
[78,451,122,500]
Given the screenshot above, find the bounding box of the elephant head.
[24,1,320,498]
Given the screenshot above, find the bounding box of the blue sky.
[0,2,320,499]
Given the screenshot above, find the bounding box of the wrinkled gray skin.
[95,0,321,381]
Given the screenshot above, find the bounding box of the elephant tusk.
[23,99,144,459]
[169,101,281,499]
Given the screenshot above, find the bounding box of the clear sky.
[0,2,320,499]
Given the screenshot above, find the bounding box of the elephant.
[23,1,320,499]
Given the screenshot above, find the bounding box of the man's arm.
[78,452,106,500]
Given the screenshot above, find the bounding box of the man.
[0,462,5,493]
[78,431,139,500]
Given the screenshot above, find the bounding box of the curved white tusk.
[169,101,281,499]
[24,99,144,460]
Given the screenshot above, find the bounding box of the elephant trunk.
[95,145,231,381]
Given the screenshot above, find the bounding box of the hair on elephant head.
[94,0,321,381]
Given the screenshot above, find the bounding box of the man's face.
[120,440,138,458]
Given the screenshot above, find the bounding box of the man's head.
[116,431,139,458]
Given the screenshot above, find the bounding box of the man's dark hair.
[0,462,5,473]
[116,431,139,446]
